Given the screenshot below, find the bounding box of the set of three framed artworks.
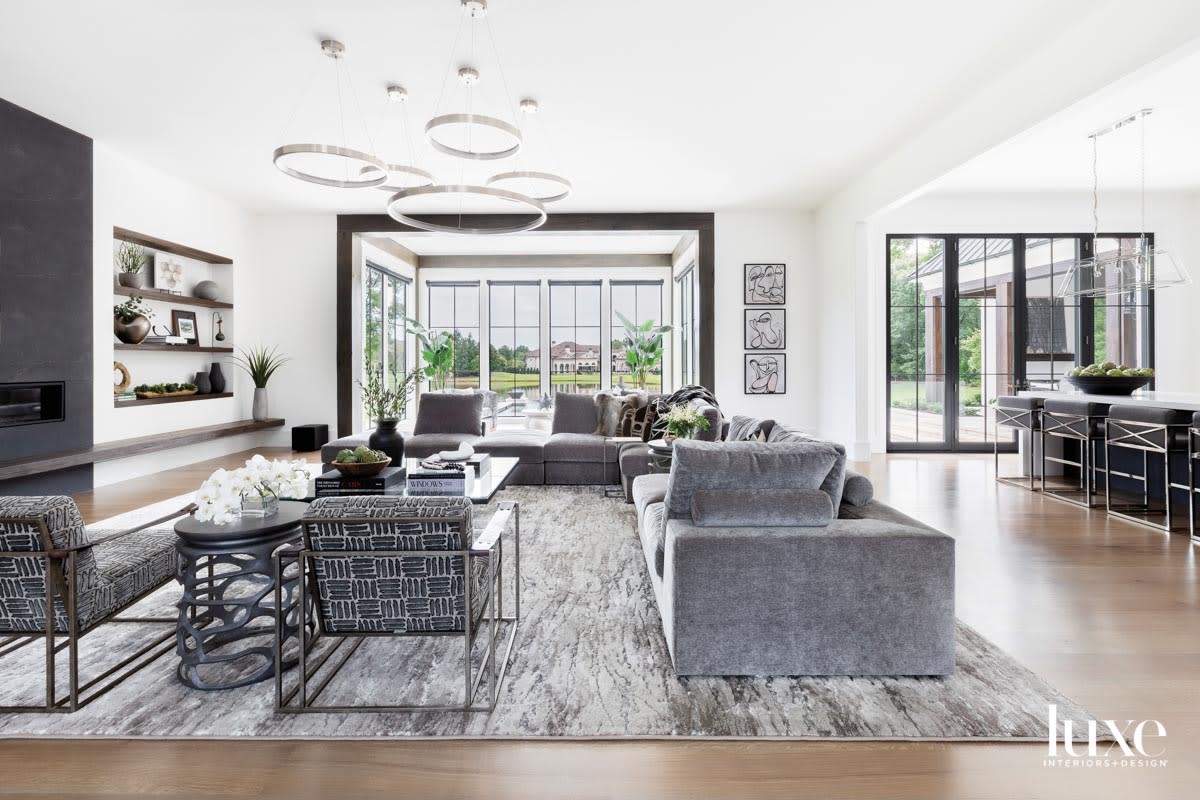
[743,263,786,395]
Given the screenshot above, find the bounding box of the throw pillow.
[726,415,770,442]
[690,488,834,527]
[630,403,657,441]
[552,392,600,435]
[617,395,646,437]
[593,393,622,436]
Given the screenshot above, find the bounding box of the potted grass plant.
[231,345,289,421]
[115,241,148,289]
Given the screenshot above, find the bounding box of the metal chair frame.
[1104,417,1191,533]
[275,500,520,713]
[0,504,196,713]
[994,404,1041,491]
[1040,410,1109,508]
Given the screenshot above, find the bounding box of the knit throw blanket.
[649,385,719,440]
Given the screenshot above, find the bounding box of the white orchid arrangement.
[194,455,317,524]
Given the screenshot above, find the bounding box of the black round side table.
[646,437,675,473]
[174,501,308,690]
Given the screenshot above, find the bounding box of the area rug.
[0,486,1101,740]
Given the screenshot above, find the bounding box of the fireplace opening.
[0,382,65,429]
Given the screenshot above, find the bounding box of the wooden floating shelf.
[115,392,233,408]
[0,418,285,482]
[114,343,234,353]
[113,284,233,309]
[113,226,233,265]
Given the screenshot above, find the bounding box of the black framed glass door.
[887,233,1155,452]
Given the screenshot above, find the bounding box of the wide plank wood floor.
[1,449,1196,799]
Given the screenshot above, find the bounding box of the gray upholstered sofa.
[630,436,956,677]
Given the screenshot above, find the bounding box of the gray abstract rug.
[0,486,1101,740]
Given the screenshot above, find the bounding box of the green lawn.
[448,371,662,393]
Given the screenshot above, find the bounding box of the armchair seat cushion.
[543,433,621,463]
[86,526,178,628]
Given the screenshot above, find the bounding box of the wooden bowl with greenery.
[333,446,391,477]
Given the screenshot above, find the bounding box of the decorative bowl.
[333,457,391,477]
[1063,375,1152,396]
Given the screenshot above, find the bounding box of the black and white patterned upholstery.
[0,497,177,633]
[303,496,490,634]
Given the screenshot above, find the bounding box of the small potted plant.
[661,403,710,442]
[115,241,148,289]
[358,365,422,464]
[113,297,154,344]
[231,345,289,421]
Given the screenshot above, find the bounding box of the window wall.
[488,281,541,415]
[363,262,410,424]
[548,281,603,394]
[427,281,480,389]
[676,266,699,387]
[611,280,665,391]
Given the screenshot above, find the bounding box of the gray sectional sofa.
[630,423,956,677]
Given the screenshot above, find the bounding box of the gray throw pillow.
[691,488,833,527]
[413,392,484,435]
[594,393,621,436]
[725,415,771,442]
[552,392,600,434]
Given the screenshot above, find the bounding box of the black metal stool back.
[1105,405,1192,533]
[994,396,1043,491]
[1040,398,1110,508]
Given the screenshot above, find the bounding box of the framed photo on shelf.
[171,309,199,343]
[744,309,785,350]
[745,353,785,395]
[744,263,785,305]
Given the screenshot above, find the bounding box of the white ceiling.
[390,232,682,256]
[934,46,1200,193]
[0,0,1095,214]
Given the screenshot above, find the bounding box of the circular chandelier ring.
[372,163,437,192]
[273,144,387,189]
[425,113,522,161]
[386,184,547,235]
[486,170,572,203]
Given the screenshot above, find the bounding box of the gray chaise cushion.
[474,429,549,463]
[663,440,847,523]
[552,392,599,434]
[725,415,771,442]
[403,432,482,459]
[543,433,621,463]
[691,488,834,528]
[842,469,874,507]
[413,392,485,435]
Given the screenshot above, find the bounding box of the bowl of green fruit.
[333,446,392,477]
[1063,362,1154,395]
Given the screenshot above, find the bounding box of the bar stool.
[1104,405,1192,533]
[994,396,1043,491]
[1190,411,1200,543]
[1040,398,1110,508]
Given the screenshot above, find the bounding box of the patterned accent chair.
[0,496,194,712]
[277,495,520,713]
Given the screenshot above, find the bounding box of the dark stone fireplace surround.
[0,97,94,494]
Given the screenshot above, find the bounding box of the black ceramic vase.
[194,372,212,395]
[368,419,405,465]
[208,362,226,393]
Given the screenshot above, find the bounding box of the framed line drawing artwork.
[744,263,785,305]
[745,353,785,394]
[744,309,785,350]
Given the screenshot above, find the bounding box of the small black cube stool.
[292,424,330,453]
[1040,398,1110,508]
[1104,405,1192,533]
[994,396,1044,491]
[174,501,310,690]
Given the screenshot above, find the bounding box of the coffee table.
[174,501,309,690]
[406,456,520,504]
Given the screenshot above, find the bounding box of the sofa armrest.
[662,517,955,676]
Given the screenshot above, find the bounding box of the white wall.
[93,144,268,486]
[714,210,817,430]
[864,190,1200,451]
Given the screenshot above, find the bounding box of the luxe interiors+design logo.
[1045,704,1168,768]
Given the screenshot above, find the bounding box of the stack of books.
[314,467,406,498]
[114,391,137,403]
[407,464,475,497]
[142,335,188,345]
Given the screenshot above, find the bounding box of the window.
[427,281,480,389]
[488,281,541,415]
[886,233,1155,452]
[548,281,602,394]
[676,266,699,386]
[363,262,409,424]
[611,280,665,391]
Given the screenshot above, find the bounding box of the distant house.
[524,341,600,373]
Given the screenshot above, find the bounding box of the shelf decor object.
[1059,109,1190,299]
[113,297,153,345]
[232,345,290,422]
[115,241,147,288]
